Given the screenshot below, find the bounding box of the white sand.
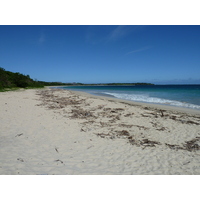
[0,88,200,175]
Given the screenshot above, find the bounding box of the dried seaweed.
[160,110,165,117]
[141,114,150,118]
[55,159,64,164]
[15,133,23,137]
[36,89,86,110]
[140,139,161,147]
[124,113,133,117]
[96,133,113,139]
[113,108,125,111]
[185,120,200,125]
[127,135,161,148]
[119,123,133,128]
[36,89,200,153]
[55,147,59,153]
[17,158,24,162]
[183,137,200,151]
[115,115,120,120]
[70,108,95,119]
[103,108,111,111]
[165,137,200,152]
[165,143,184,150]
[156,127,166,131]
[128,138,140,146]
[97,105,105,109]
[133,125,149,130]
[100,122,109,127]
[170,115,177,120]
[115,130,130,137]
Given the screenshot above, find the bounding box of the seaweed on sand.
[165,137,200,152]
[183,137,200,151]
[70,108,95,119]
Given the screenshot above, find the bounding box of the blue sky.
[0,25,200,84]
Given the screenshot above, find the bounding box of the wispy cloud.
[108,25,130,41]
[85,25,147,44]
[108,25,147,42]
[126,46,152,55]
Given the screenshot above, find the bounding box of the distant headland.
[0,67,154,91]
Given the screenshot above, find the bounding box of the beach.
[0,88,200,175]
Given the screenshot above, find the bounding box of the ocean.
[58,85,200,110]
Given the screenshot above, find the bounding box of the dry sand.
[0,88,200,175]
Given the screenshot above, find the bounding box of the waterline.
[58,85,200,110]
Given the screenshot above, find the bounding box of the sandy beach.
[0,88,200,175]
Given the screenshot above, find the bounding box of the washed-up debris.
[100,121,109,127]
[115,115,120,120]
[156,127,166,131]
[15,133,23,137]
[127,136,161,147]
[96,133,113,139]
[128,136,200,152]
[160,110,165,117]
[36,89,200,153]
[128,136,140,146]
[55,159,64,164]
[133,125,149,130]
[87,145,94,149]
[185,120,200,125]
[17,158,24,162]
[124,113,134,117]
[36,89,86,110]
[116,130,130,137]
[140,139,161,147]
[97,105,105,109]
[111,108,125,113]
[183,137,200,151]
[70,108,95,119]
[81,128,86,132]
[170,115,177,120]
[119,123,133,128]
[55,147,59,153]
[165,143,184,150]
[165,137,200,152]
[141,114,150,118]
[103,108,111,111]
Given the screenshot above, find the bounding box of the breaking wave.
[103,92,200,110]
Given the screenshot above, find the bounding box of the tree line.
[0,67,43,90]
[0,67,154,91]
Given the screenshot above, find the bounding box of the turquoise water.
[58,85,200,110]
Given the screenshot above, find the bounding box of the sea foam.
[103,92,200,110]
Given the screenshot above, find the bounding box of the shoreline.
[61,88,200,116]
[50,86,200,116]
[1,88,200,175]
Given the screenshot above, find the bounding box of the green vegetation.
[60,82,154,86]
[0,67,154,92]
[38,82,154,86]
[37,81,75,86]
[0,67,44,91]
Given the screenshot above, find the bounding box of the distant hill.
[0,67,43,90]
[95,83,154,86]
